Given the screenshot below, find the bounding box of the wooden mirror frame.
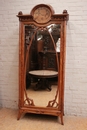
[17,4,69,125]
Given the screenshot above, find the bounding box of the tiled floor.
[0,108,87,130]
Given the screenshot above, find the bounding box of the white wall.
[0,0,87,116]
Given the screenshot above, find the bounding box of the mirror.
[17,4,69,124]
[24,23,61,107]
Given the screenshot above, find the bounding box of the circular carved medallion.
[31,4,53,24]
[33,7,51,23]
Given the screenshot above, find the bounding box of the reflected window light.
[48,28,52,32]
[56,38,60,52]
[37,34,43,41]
[47,24,55,32]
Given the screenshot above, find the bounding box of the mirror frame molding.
[17,4,69,125]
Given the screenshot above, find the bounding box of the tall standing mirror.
[17,4,69,125]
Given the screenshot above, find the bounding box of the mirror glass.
[24,23,61,107]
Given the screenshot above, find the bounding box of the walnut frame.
[17,4,69,125]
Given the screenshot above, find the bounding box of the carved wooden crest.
[30,4,54,23]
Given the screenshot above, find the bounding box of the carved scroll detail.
[47,88,59,108]
[24,97,35,106]
[47,100,58,108]
[24,88,35,106]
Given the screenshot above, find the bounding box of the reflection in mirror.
[24,24,61,107]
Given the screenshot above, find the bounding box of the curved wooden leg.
[17,109,22,120]
[60,114,64,125]
[58,114,64,125]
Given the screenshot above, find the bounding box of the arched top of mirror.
[17,4,69,26]
[30,4,55,24]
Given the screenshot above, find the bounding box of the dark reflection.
[24,24,61,107]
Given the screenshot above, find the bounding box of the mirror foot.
[17,109,22,120]
[59,114,64,125]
